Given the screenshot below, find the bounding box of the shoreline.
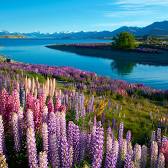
[46,43,168,66]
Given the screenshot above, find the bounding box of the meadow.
[0,60,167,167]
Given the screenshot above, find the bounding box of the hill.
[0,20,168,39]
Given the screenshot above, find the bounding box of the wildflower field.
[0,62,167,168]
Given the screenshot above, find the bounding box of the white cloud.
[115,0,168,6]
[104,10,152,18]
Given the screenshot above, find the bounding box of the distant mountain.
[0,20,168,39]
[138,21,168,36]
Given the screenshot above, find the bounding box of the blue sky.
[0,0,168,33]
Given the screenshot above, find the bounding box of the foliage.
[113,32,138,49]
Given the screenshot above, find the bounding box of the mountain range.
[0,20,168,39]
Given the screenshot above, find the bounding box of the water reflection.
[111,61,136,75]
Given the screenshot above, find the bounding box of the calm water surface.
[0,38,168,90]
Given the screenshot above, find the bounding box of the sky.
[0,0,168,33]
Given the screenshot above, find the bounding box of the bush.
[113,32,137,49]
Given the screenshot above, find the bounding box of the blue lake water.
[0,38,168,90]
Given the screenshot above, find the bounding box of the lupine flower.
[42,123,49,153]
[126,130,131,143]
[160,140,168,166]
[150,141,158,168]
[60,110,66,137]
[0,115,5,154]
[11,89,20,113]
[0,89,8,117]
[79,132,87,162]
[60,135,70,168]
[47,98,54,113]
[12,112,21,152]
[55,97,61,111]
[48,112,60,167]
[105,140,119,168]
[157,128,162,148]
[73,125,80,165]
[26,109,35,130]
[26,127,38,168]
[18,107,24,137]
[39,151,48,168]
[133,144,141,168]
[33,99,41,130]
[92,126,104,168]
[42,106,48,123]
[118,122,124,164]
[106,127,113,154]
[67,121,74,148]
[141,145,147,168]
[69,145,73,168]
[120,139,128,166]
[124,148,133,168]
[157,153,165,168]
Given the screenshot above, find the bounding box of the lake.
[0,38,168,90]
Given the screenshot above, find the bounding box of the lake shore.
[46,43,168,66]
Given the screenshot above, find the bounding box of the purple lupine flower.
[60,135,70,168]
[118,122,124,164]
[12,112,21,152]
[69,145,73,168]
[141,145,147,168]
[79,132,87,162]
[0,115,5,154]
[124,148,133,168]
[150,141,158,168]
[90,119,97,160]
[55,112,61,151]
[48,112,60,168]
[93,116,97,127]
[126,130,132,143]
[87,95,94,113]
[157,153,165,168]
[106,127,113,154]
[60,111,66,137]
[42,123,48,153]
[81,106,86,118]
[133,144,141,168]
[42,106,48,123]
[39,151,48,168]
[26,127,38,168]
[75,98,79,121]
[120,139,128,166]
[73,124,80,165]
[105,140,119,168]
[26,109,35,130]
[92,126,104,168]
[18,107,24,138]
[118,122,124,148]
[67,121,74,148]
[157,128,162,148]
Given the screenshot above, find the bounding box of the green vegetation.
[113,32,138,49]
[0,35,26,39]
